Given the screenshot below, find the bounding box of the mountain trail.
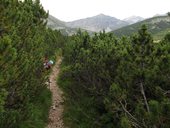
[46,57,65,128]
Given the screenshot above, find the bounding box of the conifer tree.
[0,0,66,127]
[60,26,170,127]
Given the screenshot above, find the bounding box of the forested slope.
[59,27,170,127]
[0,0,66,127]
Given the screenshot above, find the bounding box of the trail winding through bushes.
[46,58,65,128]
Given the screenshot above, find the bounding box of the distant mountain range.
[66,14,145,32]
[47,14,145,34]
[47,13,170,39]
[66,14,129,32]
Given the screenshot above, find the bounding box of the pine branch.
[129,120,142,128]
[140,81,150,113]
[119,101,143,128]
[164,90,170,95]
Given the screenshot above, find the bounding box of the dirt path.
[46,58,64,128]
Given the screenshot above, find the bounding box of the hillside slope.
[47,15,66,29]
[47,15,77,35]
[47,15,94,35]
[113,16,170,40]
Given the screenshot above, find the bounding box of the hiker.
[44,57,54,70]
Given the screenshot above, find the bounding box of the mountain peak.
[95,13,113,18]
[97,13,106,17]
[123,16,144,24]
[66,14,129,32]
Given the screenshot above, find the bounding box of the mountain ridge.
[47,14,163,35]
[66,14,129,32]
[123,16,144,24]
[112,15,170,40]
[47,15,78,35]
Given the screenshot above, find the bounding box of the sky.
[40,0,170,22]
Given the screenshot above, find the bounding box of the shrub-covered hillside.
[0,0,66,127]
[59,26,170,128]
